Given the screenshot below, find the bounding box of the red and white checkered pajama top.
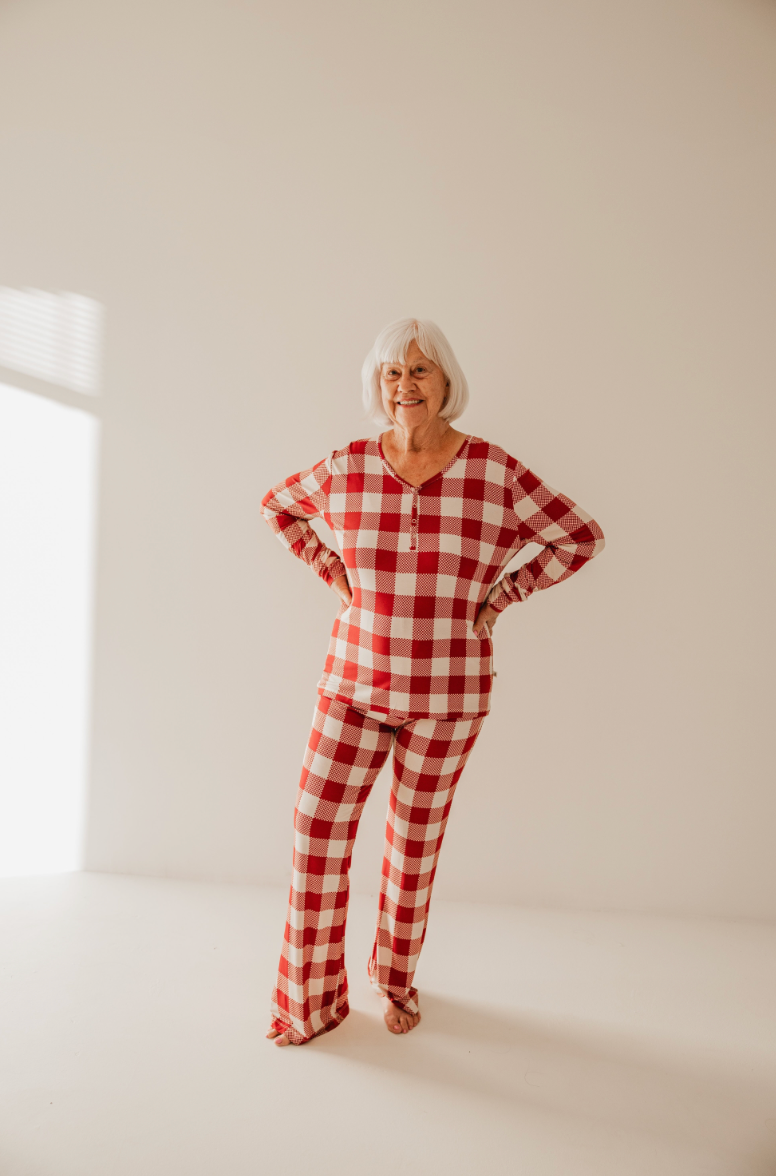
[261,434,605,719]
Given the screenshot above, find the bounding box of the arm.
[484,463,605,615]
[261,456,348,589]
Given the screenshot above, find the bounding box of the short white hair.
[361,318,469,428]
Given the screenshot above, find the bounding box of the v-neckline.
[376,434,471,490]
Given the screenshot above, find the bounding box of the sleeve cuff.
[322,558,347,586]
[486,577,528,612]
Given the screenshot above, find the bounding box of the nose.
[397,369,416,395]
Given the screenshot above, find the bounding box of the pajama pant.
[270,693,486,1044]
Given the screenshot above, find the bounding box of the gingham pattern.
[270,693,485,1044]
[262,435,604,718]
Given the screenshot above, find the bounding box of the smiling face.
[379,339,450,430]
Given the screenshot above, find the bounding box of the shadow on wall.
[311,994,776,1171]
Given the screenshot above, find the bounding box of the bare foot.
[381,995,421,1035]
[266,1028,291,1047]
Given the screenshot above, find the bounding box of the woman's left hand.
[473,603,499,637]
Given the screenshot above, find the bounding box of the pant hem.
[367,967,419,1016]
[270,996,350,1046]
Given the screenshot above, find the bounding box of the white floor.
[1,874,776,1175]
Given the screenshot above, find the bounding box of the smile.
[397,399,423,406]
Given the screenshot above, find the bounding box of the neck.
[386,417,452,455]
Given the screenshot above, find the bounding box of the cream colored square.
[437,532,462,554]
[485,458,506,485]
[543,553,567,580]
[309,751,339,780]
[394,572,418,595]
[327,491,348,515]
[401,747,427,774]
[435,573,458,598]
[287,982,305,1004]
[539,521,570,542]
[482,500,503,526]
[513,493,541,522]
[325,839,348,859]
[361,491,388,515]
[357,609,375,633]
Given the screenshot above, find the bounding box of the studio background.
[1,0,773,918]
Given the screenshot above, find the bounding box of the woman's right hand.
[332,574,352,608]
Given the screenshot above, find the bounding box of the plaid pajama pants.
[270,693,486,1044]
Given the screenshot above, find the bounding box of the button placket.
[409,487,419,551]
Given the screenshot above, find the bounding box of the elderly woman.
[262,318,605,1047]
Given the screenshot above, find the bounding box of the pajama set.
[261,433,605,1043]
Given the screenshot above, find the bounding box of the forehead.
[381,339,433,367]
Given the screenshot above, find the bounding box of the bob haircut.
[361,318,469,428]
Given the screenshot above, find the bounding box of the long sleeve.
[261,456,347,587]
[485,462,605,612]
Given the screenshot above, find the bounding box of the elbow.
[571,518,605,560]
[261,486,283,524]
[588,518,605,557]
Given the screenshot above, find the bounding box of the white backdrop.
[1,0,774,918]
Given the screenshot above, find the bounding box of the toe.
[274,1034,291,1047]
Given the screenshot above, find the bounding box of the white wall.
[0,383,99,874]
[1,0,774,918]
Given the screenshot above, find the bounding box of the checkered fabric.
[262,435,605,719]
[270,693,485,1045]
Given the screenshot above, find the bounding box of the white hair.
[361,318,469,427]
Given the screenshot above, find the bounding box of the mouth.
[396,399,424,407]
